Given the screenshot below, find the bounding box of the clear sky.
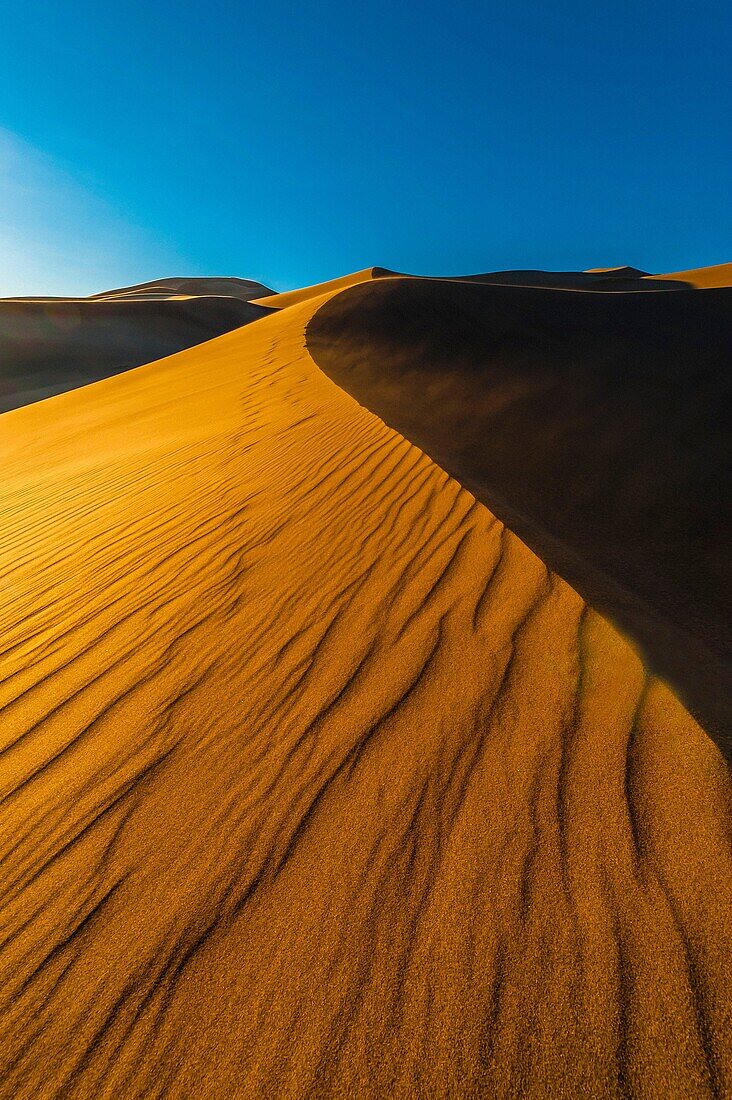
[1,0,730,295]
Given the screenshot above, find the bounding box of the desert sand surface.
[1,272,730,1098]
[88,276,275,302]
[646,263,732,288]
[0,278,272,413]
[251,268,385,309]
[376,268,685,292]
[307,275,732,756]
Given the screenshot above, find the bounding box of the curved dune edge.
[250,267,385,309]
[305,276,732,757]
[1,290,730,1098]
[253,261,731,313]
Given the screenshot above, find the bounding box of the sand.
[306,277,732,758]
[0,278,272,414]
[88,276,275,302]
[250,268,383,309]
[646,263,732,288]
[1,272,730,1098]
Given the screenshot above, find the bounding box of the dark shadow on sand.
[307,276,732,759]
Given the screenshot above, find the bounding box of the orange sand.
[0,281,730,1098]
[645,262,732,288]
[250,267,383,308]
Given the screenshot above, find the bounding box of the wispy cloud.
[0,129,195,297]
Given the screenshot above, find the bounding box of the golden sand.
[645,262,732,288]
[250,267,382,309]
[0,284,730,1098]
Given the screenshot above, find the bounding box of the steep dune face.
[0,292,270,413]
[1,294,730,1098]
[307,278,732,756]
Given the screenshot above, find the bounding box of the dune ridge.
[306,276,732,757]
[87,276,274,302]
[250,268,384,309]
[255,262,732,313]
[372,267,685,292]
[1,286,730,1097]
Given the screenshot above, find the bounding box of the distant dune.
[0,278,272,413]
[0,266,730,1098]
[375,266,687,292]
[88,276,275,302]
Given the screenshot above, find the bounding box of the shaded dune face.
[1,299,730,1098]
[0,294,270,413]
[307,279,732,758]
[372,267,688,292]
[254,266,686,313]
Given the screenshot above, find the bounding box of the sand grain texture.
[0,284,730,1098]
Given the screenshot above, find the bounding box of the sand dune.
[251,267,385,309]
[88,276,274,302]
[0,285,270,413]
[307,277,732,756]
[645,262,732,288]
[1,280,730,1098]
[585,266,651,276]
[375,267,685,292]
[256,265,699,311]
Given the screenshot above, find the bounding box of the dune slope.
[0,290,730,1098]
[88,276,274,302]
[374,267,685,292]
[307,277,732,756]
[646,263,732,289]
[250,267,384,309]
[0,292,269,413]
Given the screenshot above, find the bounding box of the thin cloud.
[0,128,195,297]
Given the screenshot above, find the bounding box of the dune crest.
[250,267,384,309]
[1,283,730,1098]
[306,276,732,755]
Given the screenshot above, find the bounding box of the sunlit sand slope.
[250,267,383,308]
[1,296,730,1099]
[645,263,732,288]
[307,278,732,755]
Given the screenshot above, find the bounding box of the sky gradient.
[1,0,730,295]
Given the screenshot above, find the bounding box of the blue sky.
[0,1,730,294]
